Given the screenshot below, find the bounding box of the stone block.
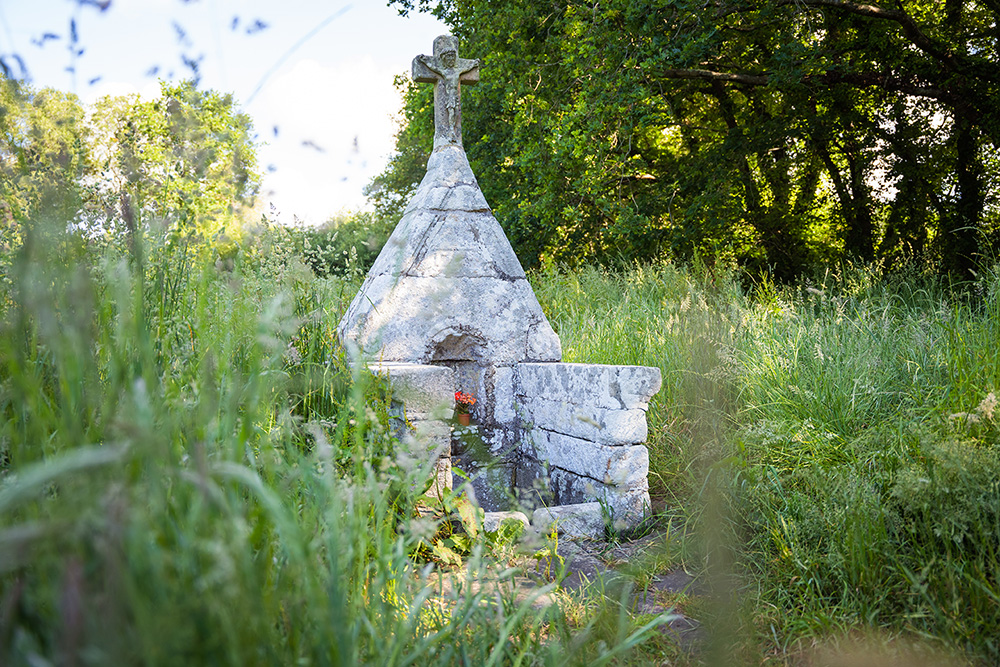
[545,466,650,527]
[488,365,517,425]
[453,452,514,512]
[520,396,648,444]
[512,457,555,510]
[518,363,662,411]
[522,429,648,486]
[425,456,453,499]
[406,183,490,213]
[532,503,605,540]
[367,362,455,417]
[483,510,530,533]
[409,420,452,454]
[365,210,437,278]
[369,211,527,281]
[423,144,479,188]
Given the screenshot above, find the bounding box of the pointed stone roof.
[337,144,561,365]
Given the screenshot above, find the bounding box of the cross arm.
[412,55,438,84]
[458,58,480,86]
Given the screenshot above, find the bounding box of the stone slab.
[532,502,604,539]
[453,452,514,512]
[482,510,530,533]
[517,363,662,411]
[520,396,648,444]
[366,362,455,417]
[422,144,480,189]
[522,429,649,486]
[488,365,517,425]
[406,183,490,213]
[340,274,561,364]
[517,459,649,527]
[367,210,527,281]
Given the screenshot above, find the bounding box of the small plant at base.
[533,526,564,581]
[413,486,484,568]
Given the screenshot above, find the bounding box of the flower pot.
[457,413,471,426]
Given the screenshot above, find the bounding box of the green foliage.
[87,80,260,249]
[385,0,1000,279]
[297,211,397,278]
[232,210,395,282]
[1,75,260,266]
[0,77,90,241]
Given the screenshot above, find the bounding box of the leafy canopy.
[384,0,1000,279]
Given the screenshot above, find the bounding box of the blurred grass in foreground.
[4,210,997,664]
[0,220,662,666]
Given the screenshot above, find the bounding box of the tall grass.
[7,216,998,663]
[533,261,1000,663]
[0,221,658,665]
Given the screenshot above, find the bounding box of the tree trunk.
[942,113,982,279]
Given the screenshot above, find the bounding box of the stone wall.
[362,360,663,529]
[514,363,662,524]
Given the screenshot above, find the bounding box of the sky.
[0,0,449,224]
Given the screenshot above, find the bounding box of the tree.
[0,76,91,242]
[384,0,1000,279]
[87,80,261,251]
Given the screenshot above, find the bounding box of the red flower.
[455,391,476,407]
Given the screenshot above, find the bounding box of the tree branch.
[658,68,952,101]
[774,0,1000,83]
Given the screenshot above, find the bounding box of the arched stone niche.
[425,327,519,511]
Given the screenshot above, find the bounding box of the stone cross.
[412,35,479,149]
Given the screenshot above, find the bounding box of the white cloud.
[85,78,162,103]
[255,56,407,224]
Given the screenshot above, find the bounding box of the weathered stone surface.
[427,456,453,497]
[518,363,662,411]
[522,429,649,486]
[454,453,515,512]
[551,468,649,524]
[338,142,561,367]
[520,397,648,444]
[409,420,453,454]
[369,211,526,280]
[490,365,517,425]
[518,460,650,525]
[533,502,605,539]
[367,362,455,417]
[512,457,555,510]
[407,184,490,213]
[483,510,530,533]
[342,274,560,364]
[412,35,479,149]
[423,144,480,188]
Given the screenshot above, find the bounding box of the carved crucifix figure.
[413,35,480,148]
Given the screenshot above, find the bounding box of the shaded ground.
[425,524,707,656]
